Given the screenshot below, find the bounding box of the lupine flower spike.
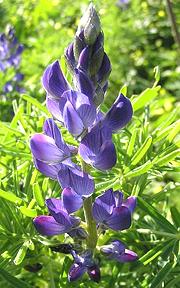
[30,4,137,283]
[0,26,24,94]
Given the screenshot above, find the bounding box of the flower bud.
[88,265,101,283]
[50,243,73,254]
[74,30,86,61]
[78,4,101,45]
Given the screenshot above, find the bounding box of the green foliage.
[0,0,179,287]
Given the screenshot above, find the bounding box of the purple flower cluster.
[0,26,24,94]
[30,4,137,283]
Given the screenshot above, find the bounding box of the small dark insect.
[50,243,73,254]
[24,263,42,273]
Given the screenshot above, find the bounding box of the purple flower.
[101,239,138,263]
[92,189,136,231]
[68,250,100,282]
[102,93,133,133]
[79,122,116,170]
[58,165,95,197]
[30,118,77,179]
[60,89,96,137]
[79,93,132,170]
[33,187,82,236]
[0,27,24,71]
[42,61,96,136]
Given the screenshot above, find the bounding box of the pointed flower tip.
[88,265,101,283]
[42,59,69,99]
[103,93,133,133]
[123,196,137,214]
[79,3,101,45]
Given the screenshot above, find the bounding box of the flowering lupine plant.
[30,4,137,282]
[0,26,24,94]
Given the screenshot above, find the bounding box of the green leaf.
[33,183,44,207]
[150,261,175,288]
[14,244,27,265]
[0,189,22,205]
[167,120,180,142]
[153,66,160,85]
[170,207,180,228]
[138,197,177,234]
[124,161,153,178]
[139,239,174,265]
[120,84,127,96]
[0,268,32,288]
[132,86,161,111]
[153,149,180,166]
[127,129,137,157]
[131,136,152,165]
[165,275,180,288]
[19,206,37,217]
[20,94,48,114]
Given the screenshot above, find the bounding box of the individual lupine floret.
[30,118,77,179]
[92,189,136,231]
[79,93,133,170]
[42,61,96,136]
[34,187,82,236]
[57,165,95,198]
[101,239,138,262]
[68,250,100,282]
[79,122,116,170]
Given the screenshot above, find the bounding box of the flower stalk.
[83,196,98,250]
[81,159,97,250]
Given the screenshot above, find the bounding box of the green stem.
[83,196,98,250]
[81,160,98,251]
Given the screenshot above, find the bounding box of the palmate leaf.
[0,268,32,288]
[138,197,177,234]
[150,261,176,288]
[139,239,174,265]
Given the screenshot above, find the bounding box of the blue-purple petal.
[77,46,90,72]
[46,97,64,122]
[92,189,115,223]
[74,68,94,101]
[114,191,124,208]
[63,100,84,136]
[103,93,133,133]
[68,263,86,282]
[63,90,96,128]
[43,118,70,155]
[30,134,67,163]
[62,187,83,214]
[123,196,137,214]
[58,166,94,197]
[34,159,62,179]
[116,249,138,262]
[79,123,113,168]
[87,265,101,283]
[93,140,117,170]
[42,60,69,99]
[33,215,69,236]
[106,206,131,231]
[46,198,65,214]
